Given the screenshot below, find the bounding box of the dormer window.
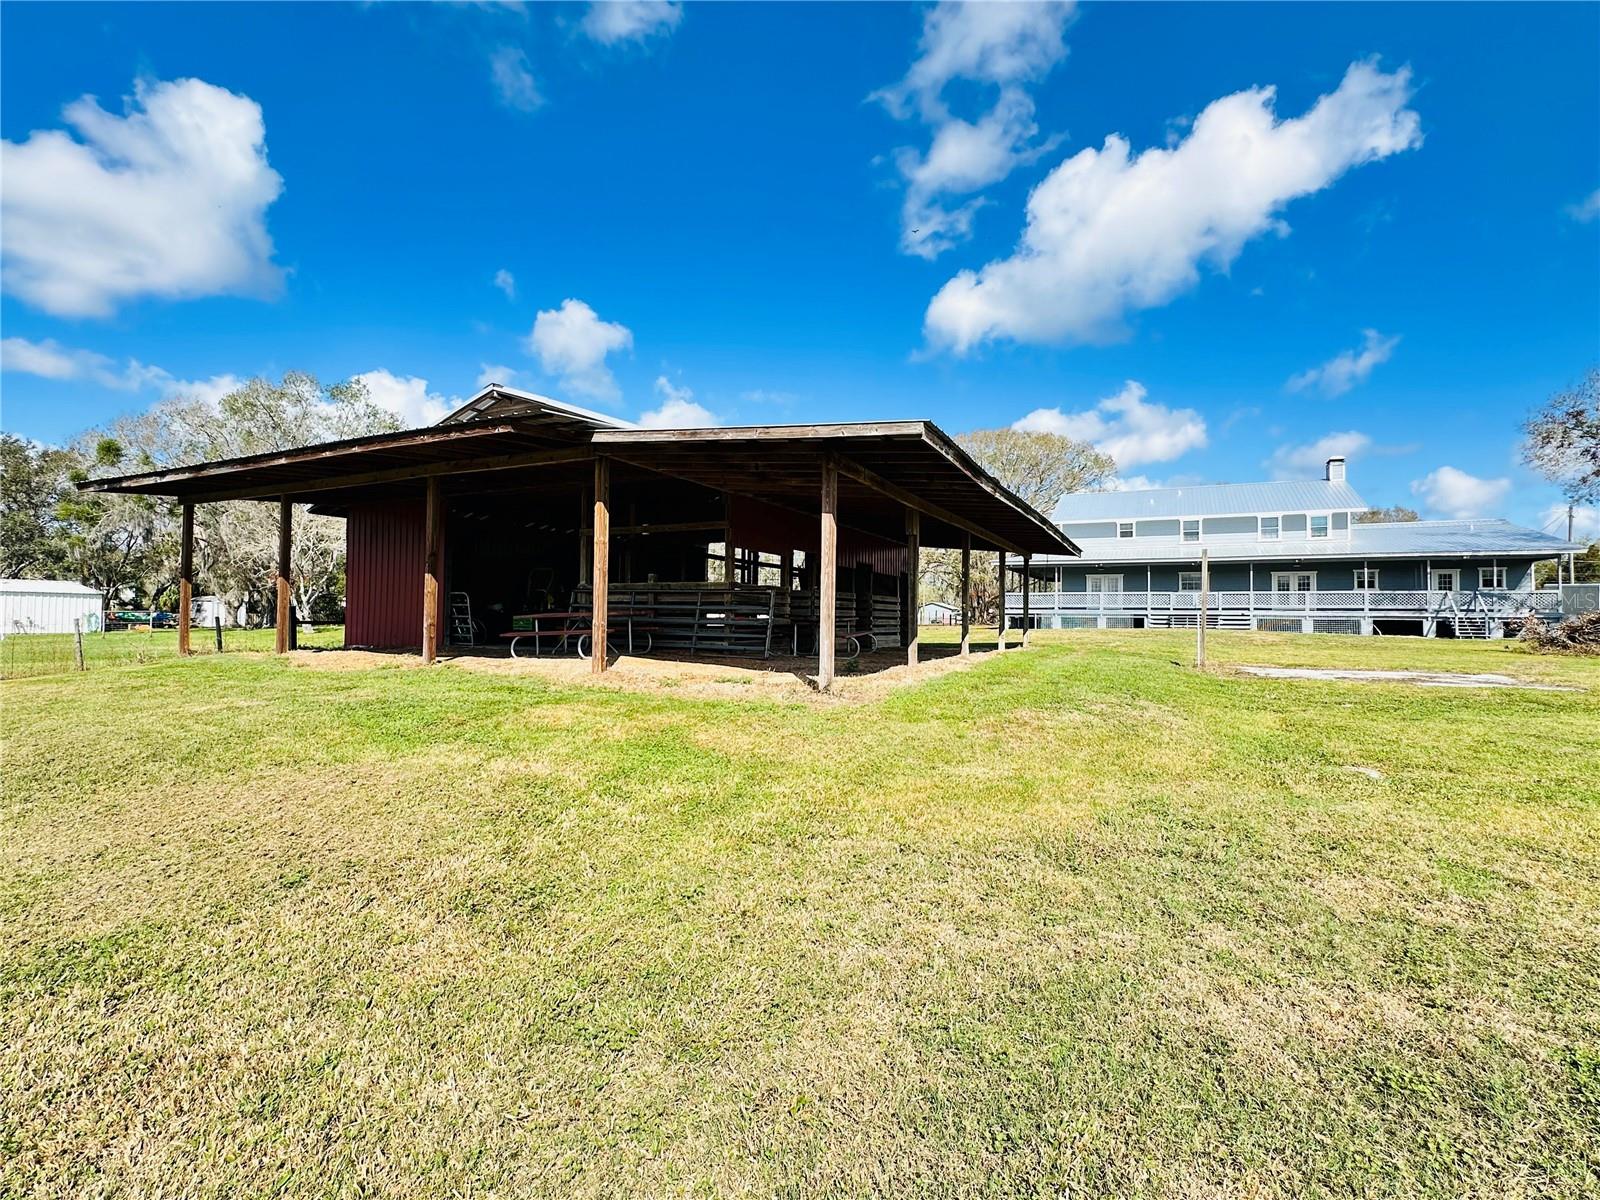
[1259,516,1280,541]
[1117,521,1134,538]
[1182,519,1200,543]
[1310,515,1329,539]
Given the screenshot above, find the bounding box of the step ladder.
[448,591,475,646]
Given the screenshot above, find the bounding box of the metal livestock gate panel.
[345,500,428,649]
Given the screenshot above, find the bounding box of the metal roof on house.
[0,578,104,595]
[1030,519,1582,565]
[1056,477,1367,522]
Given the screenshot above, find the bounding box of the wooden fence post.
[959,534,971,657]
[905,507,920,667]
[215,613,224,653]
[178,501,194,656]
[818,456,838,691]
[996,549,1007,652]
[275,498,292,654]
[74,618,86,671]
[1197,549,1209,670]
[592,456,610,674]
[423,478,442,663]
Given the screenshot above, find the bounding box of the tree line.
[1,374,399,623]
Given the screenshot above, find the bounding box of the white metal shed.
[0,579,103,636]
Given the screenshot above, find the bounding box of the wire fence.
[0,621,345,680]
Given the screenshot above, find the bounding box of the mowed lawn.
[3,631,1597,1198]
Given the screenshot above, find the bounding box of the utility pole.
[1196,549,1209,670]
[1570,504,1577,585]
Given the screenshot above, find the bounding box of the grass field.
[3,631,1597,1198]
[0,625,346,679]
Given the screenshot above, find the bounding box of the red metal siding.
[345,500,425,649]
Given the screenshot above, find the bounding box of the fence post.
[215,613,224,653]
[289,605,298,651]
[74,618,86,671]
[1197,550,1209,670]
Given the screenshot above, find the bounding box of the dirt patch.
[285,642,1003,703]
[1234,665,1578,691]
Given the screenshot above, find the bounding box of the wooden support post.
[723,494,735,584]
[178,501,194,656]
[275,497,292,654]
[1022,553,1031,647]
[592,457,610,674]
[959,533,971,657]
[818,457,838,691]
[905,508,920,667]
[423,478,443,663]
[1197,549,1209,670]
[996,549,1007,651]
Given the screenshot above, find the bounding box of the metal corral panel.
[344,501,426,649]
[0,579,103,635]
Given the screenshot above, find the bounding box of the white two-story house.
[1009,456,1580,638]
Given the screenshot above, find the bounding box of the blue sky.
[2,1,1597,535]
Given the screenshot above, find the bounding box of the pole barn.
[78,386,1077,690]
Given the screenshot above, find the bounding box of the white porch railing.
[1006,590,1560,617]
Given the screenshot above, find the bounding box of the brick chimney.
[1325,456,1346,482]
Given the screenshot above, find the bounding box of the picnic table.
[500,608,655,659]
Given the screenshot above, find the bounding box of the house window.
[1310,515,1330,539]
[1182,519,1200,543]
[1178,572,1202,592]
[1353,568,1379,590]
[1117,521,1135,539]
[1480,566,1507,590]
[1086,574,1124,593]
[1259,516,1280,541]
[1272,571,1316,592]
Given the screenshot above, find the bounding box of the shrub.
[1519,610,1600,655]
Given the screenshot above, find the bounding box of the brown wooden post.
[723,494,735,585]
[275,497,292,654]
[905,507,920,667]
[996,549,1007,652]
[1197,548,1210,670]
[423,478,443,663]
[591,456,610,674]
[818,456,838,690]
[959,533,971,657]
[1022,553,1031,648]
[178,501,194,656]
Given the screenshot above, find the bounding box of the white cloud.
[639,376,716,429]
[526,298,632,402]
[582,1,682,45]
[1566,188,1600,223]
[1541,503,1599,543]
[1,336,238,403]
[352,369,456,427]
[1411,466,1511,519]
[476,363,521,389]
[876,2,1073,259]
[925,60,1422,352]
[1012,380,1207,469]
[1286,330,1399,396]
[1105,475,1166,492]
[1266,430,1373,479]
[493,268,516,300]
[489,46,542,113]
[0,77,283,318]
[164,373,246,407]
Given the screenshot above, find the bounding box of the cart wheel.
[576,634,591,660]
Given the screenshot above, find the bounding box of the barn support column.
[592,456,610,674]
[178,502,194,656]
[1022,553,1031,647]
[996,550,1007,652]
[275,497,292,654]
[422,477,443,663]
[818,456,838,691]
[959,534,971,657]
[905,507,920,667]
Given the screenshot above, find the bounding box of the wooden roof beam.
[834,453,1024,555]
[184,445,594,504]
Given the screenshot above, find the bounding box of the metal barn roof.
[1056,478,1368,522]
[1031,519,1581,565]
